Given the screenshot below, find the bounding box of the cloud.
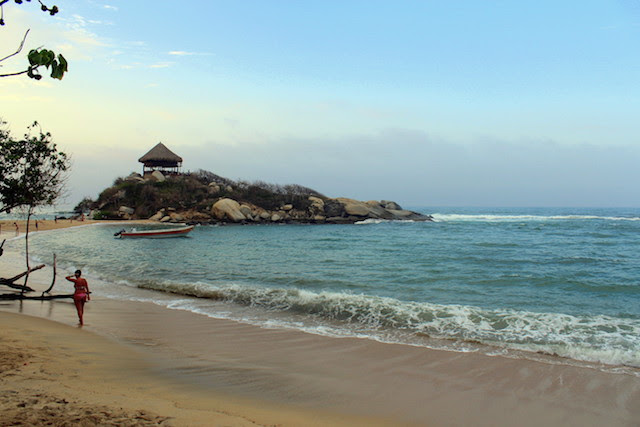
[168,51,195,56]
[168,50,213,56]
[103,5,119,11]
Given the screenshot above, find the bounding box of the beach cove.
[1,214,639,426]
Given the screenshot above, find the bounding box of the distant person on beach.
[65,270,91,325]
[13,222,18,234]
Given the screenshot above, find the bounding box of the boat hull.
[118,225,194,238]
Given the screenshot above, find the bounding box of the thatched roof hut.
[138,142,183,175]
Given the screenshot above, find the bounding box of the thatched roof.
[138,142,183,163]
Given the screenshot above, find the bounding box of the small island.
[81,143,433,224]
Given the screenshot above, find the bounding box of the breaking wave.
[138,280,640,368]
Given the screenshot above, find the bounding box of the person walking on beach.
[65,270,90,325]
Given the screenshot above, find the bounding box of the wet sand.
[1,227,639,426]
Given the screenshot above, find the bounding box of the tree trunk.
[21,207,32,293]
[42,254,57,295]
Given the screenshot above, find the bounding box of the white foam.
[432,213,640,222]
[133,279,640,368]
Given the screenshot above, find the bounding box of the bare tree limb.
[42,253,57,295]
[0,264,45,291]
[0,29,30,64]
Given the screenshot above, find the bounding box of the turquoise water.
[15,207,640,369]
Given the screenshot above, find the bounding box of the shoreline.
[1,225,640,425]
[0,218,154,237]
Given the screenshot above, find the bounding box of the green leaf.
[28,49,41,66]
[45,50,55,64]
[51,62,63,80]
[57,54,68,72]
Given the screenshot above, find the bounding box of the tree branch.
[0,69,29,78]
[0,29,30,64]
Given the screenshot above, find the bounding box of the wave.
[431,213,640,222]
[354,218,416,225]
[138,280,640,368]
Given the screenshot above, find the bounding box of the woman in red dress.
[65,270,90,325]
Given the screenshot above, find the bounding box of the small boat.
[114,225,194,239]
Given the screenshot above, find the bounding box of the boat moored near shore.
[114,225,194,238]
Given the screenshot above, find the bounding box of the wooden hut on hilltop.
[138,142,183,176]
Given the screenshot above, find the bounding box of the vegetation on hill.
[82,170,326,220]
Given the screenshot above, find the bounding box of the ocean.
[12,207,640,372]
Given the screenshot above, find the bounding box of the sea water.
[11,207,640,370]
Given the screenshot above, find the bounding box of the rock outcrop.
[205,196,431,224]
[89,170,433,224]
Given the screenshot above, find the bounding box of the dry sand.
[1,223,639,426]
[0,218,151,236]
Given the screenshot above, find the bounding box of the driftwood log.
[0,264,44,292]
[0,293,74,300]
[1,254,70,300]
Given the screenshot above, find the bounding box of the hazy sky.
[1,1,639,208]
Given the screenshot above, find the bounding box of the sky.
[1,0,639,208]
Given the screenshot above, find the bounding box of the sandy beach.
[1,222,639,426]
[0,218,150,236]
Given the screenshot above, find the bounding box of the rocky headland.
[82,170,432,224]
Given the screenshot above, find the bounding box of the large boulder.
[125,172,145,183]
[183,210,212,221]
[211,198,246,222]
[150,170,166,182]
[148,209,165,221]
[259,210,271,220]
[336,198,371,217]
[208,183,221,194]
[119,206,135,215]
[239,204,253,218]
[381,200,402,210]
[308,196,325,216]
[365,201,394,219]
[323,199,346,217]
